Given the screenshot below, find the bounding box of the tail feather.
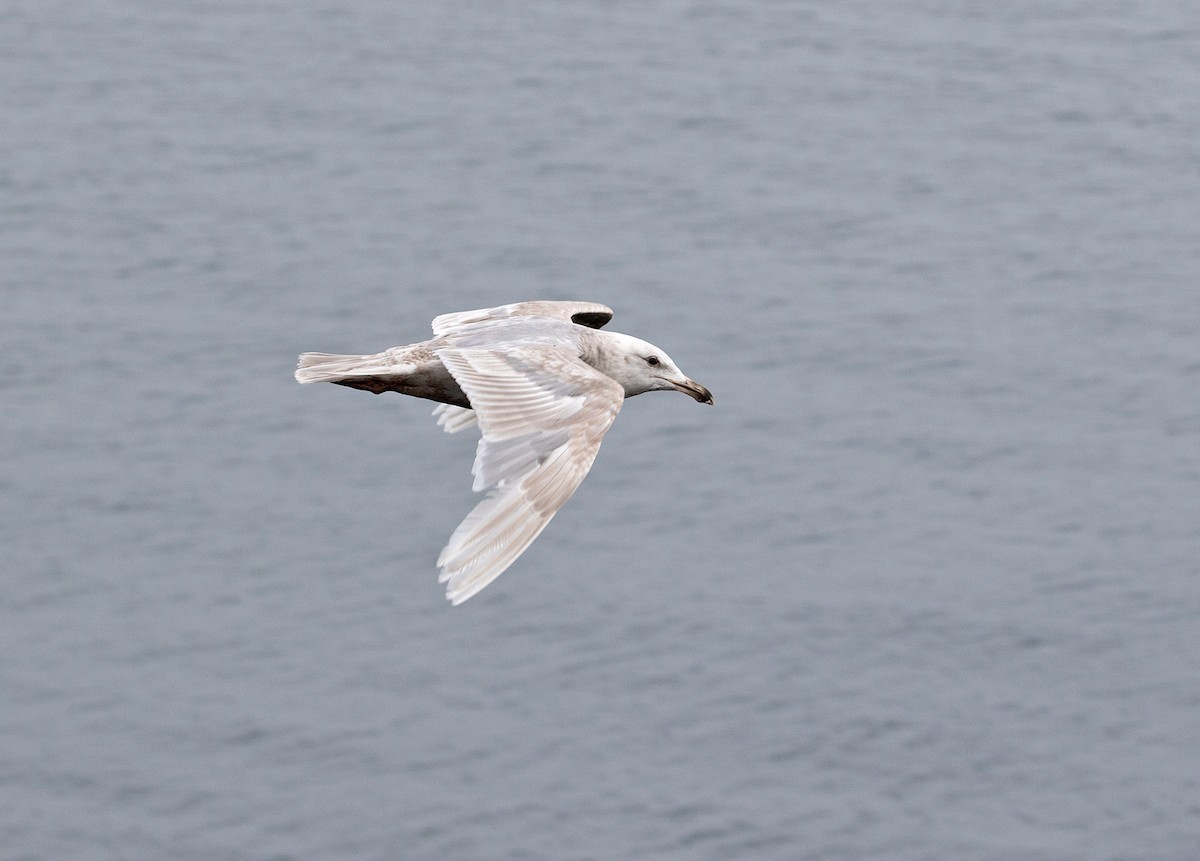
[296,351,418,383]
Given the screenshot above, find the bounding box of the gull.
[295,301,713,605]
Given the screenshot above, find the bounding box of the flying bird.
[295,301,713,604]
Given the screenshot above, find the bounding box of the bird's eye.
[645,356,660,366]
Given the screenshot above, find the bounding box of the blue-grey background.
[4,2,1199,859]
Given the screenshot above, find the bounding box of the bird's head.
[606,334,714,404]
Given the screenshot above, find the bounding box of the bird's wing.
[431,301,614,336]
[432,344,624,604]
[431,403,477,434]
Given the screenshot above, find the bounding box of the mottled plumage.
[296,301,712,604]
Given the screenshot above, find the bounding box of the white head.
[599,332,714,404]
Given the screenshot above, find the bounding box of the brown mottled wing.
[431,301,613,336]
[432,344,624,604]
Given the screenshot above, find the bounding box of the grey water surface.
[4,2,1200,859]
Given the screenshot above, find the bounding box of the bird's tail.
[295,351,402,384]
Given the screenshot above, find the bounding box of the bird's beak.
[672,377,714,405]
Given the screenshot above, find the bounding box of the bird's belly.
[334,354,471,408]
[392,359,471,407]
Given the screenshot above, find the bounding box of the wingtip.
[441,575,486,605]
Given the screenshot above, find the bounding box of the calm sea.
[3,2,1199,858]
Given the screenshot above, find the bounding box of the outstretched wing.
[432,301,613,336]
[433,344,624,604]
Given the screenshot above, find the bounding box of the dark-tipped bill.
[673,378,714,405]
